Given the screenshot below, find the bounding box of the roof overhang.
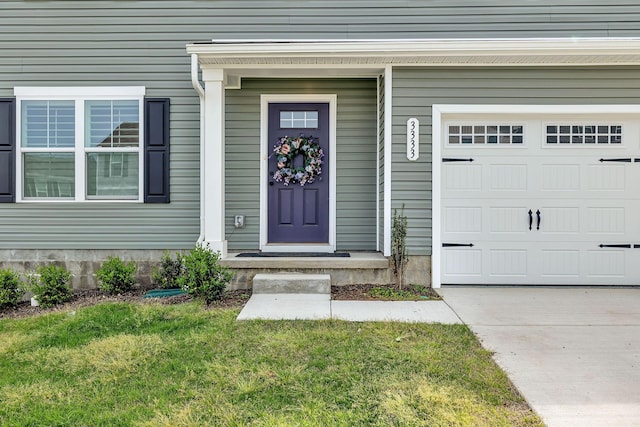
[187,38,640,69]
[187,38,640,86]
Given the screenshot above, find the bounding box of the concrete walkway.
[237,293,462,324]
[438,287,640,427]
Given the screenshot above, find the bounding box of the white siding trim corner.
[375,75,381,252]
[431,106,444,288]
[383,65,393,257]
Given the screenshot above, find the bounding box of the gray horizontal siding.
[2,1,640,43]
[392,66,640,256]
[225,78,378,251]
[1,1,640,251]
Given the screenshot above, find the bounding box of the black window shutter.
[0,98,16,203]
[144,98,170,203]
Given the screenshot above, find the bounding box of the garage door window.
[546,125,622,145]
[448,125,523,145]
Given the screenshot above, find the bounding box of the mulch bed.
[0,288,253,320]
[1,284,441,320]
[331,283,441,301]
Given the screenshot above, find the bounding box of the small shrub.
[29,264,73,308]
[391,206,409,290]
[151,251,185,289]
[177,243,234,303]
[96,256,137,294]
[0,269,25,308]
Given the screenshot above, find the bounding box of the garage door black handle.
[528,210,533,230]
[536,210,541,230]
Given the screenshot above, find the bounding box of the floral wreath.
[272,135,324,186]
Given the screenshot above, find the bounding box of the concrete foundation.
[0,249,167,289]
[0,249,432,291]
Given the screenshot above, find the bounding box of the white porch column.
[201,68,227,256]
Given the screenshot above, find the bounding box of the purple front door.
[268,103,330,244]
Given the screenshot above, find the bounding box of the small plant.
[96,256,137,294]
[29,264,73,308]
[152,251,185,289]
[177,243,234,303]
[369,286,417,300]
[391,205,409,290]
[0,269,25,308]
[368,284,440,301]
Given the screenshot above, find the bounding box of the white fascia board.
[187,38,640,65]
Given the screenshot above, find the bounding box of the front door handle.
[536,210,541,230]
[528,210,533,231]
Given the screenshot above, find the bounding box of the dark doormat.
[237,252,350,258]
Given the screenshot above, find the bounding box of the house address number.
[406,118,419,161]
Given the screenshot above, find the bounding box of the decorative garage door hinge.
[600,158,640,162]
[442,158,474,162]
[599,244,633,248]
[599,158,632,162]
[442,243,474,247]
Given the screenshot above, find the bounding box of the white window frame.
[14,87,145,203]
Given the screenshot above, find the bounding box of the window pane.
[279,111,293,128]
[86,153,138,197]
[23,153,75,198]
[22,100,75,148]
[85,100,139,147]
[279,111,319,129]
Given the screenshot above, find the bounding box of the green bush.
[96,256,137,294]
[391,206,409,290]
[177,243,234,303]
[0,269,25,308]
[29,265,73,308]
[151,251,185,289]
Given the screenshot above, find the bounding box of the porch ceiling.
[187,38,640,68]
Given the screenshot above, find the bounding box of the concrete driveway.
[438,287,640,427]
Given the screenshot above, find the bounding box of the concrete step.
[252,273,331,294]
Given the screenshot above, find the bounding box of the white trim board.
[431,103,640,288]
[383,66,393,257]
[259,94,338,253]
[14,87,145,98]
[375,75,381,252]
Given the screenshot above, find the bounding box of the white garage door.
[440,113,640,285]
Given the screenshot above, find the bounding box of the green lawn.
[0,303,542,426]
